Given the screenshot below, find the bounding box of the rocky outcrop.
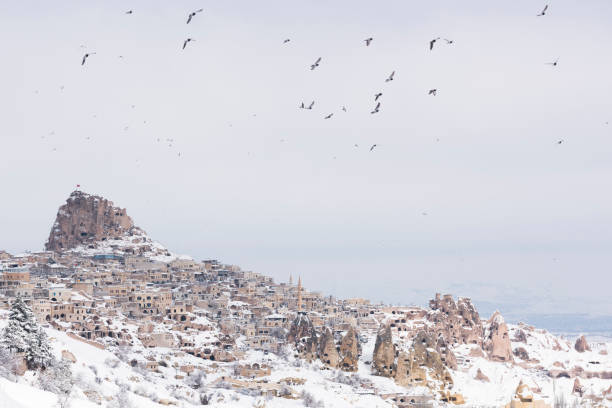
[372,324,396,377]
[288,313,318,361]
[61,350,77,363]
[289,316,361,370]
[384,330,453,389]
[475,368,490,382]
[45,190,136,251]
[408,331,453,387]
[436,335,458,370]
[427,294,483,347]
[574,335,591,353]
[513,347,530,361]
[572,378,584,396]
[484,311,513,362]
[317,327,340,368]
[513,328,527,343]
[339,327,360,372]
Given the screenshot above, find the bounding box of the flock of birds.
[71,3,572,155]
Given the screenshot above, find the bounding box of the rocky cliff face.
[45,190,137,251]
[317,328,340,367]
[484,311,514,362]
[575,335,591,353]
[288,313,318,361]
[372,324,396,377]
[427,294,483,346]
[339,327,361,372]
[288,315,361,371]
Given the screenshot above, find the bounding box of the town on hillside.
[1,191,611,407]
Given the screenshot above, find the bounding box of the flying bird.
[125,10,133,14]
[186,8,203,24]
[374,92,383,101]
[444,38,454,44]
[371,102,380,114]
[283,39,290,44]
[307,101,315,110]
[385,71,395,82]
[557,139,563,144]
[300,102,305,109]
[324,113,333,119]
[429,37,440,50]
[364,37,373,46]
[81,52,96,66]
[369,144,377,151]
[546,58,559,67]
[342,106,347,112]
[182,38,195,49]
[428,89,437,96]
[537,5,549,16]
[310,57,321,70]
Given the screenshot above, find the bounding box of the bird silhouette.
[183,38,195,50]
[300,102,305,109]
[385,71,395,82]
[186,8,204,24]
[81,52,96,66]
[307,101,315,110]
[429,37,440,50]
[546,58,559,67]
[428,89,437,96]
[342,106,347,112]
[371,102,380,114]
[125,10,133,15]
[374,92,383,101]
[369,144,377,151]
[537,5,549,16]
[310,57,321,70]
[557,139,564,144]
[283,39,290,44]
[324,113,333,119]
[444,38,454,45]
[364,37,373,46]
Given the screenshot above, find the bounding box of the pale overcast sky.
[1,1,612,326]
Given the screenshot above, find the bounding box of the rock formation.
[61,350,77,363]
[407,331,454,387]
[572,378,584,396]
[317,327,340,368]
[436,335,458,370]
[45,190,136,251]
[374,328,453,390]
[574,335,591,353]
[513,347,530,361]
[372,324,396,377]
[427,294,483,346]
[288,313,318,361]
[475,368,490,382]
[484,311,513,362]
[513,328,527,343]
[339,327,361,372]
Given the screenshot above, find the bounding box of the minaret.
[297,276,303,313]
[289,274,293,286]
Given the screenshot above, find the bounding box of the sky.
[1,1,612,329]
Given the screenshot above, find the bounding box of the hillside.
[0,191,610,407]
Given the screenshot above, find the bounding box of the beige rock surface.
[45,190,136,251]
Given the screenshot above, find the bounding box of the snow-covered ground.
[1,314,611,408]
